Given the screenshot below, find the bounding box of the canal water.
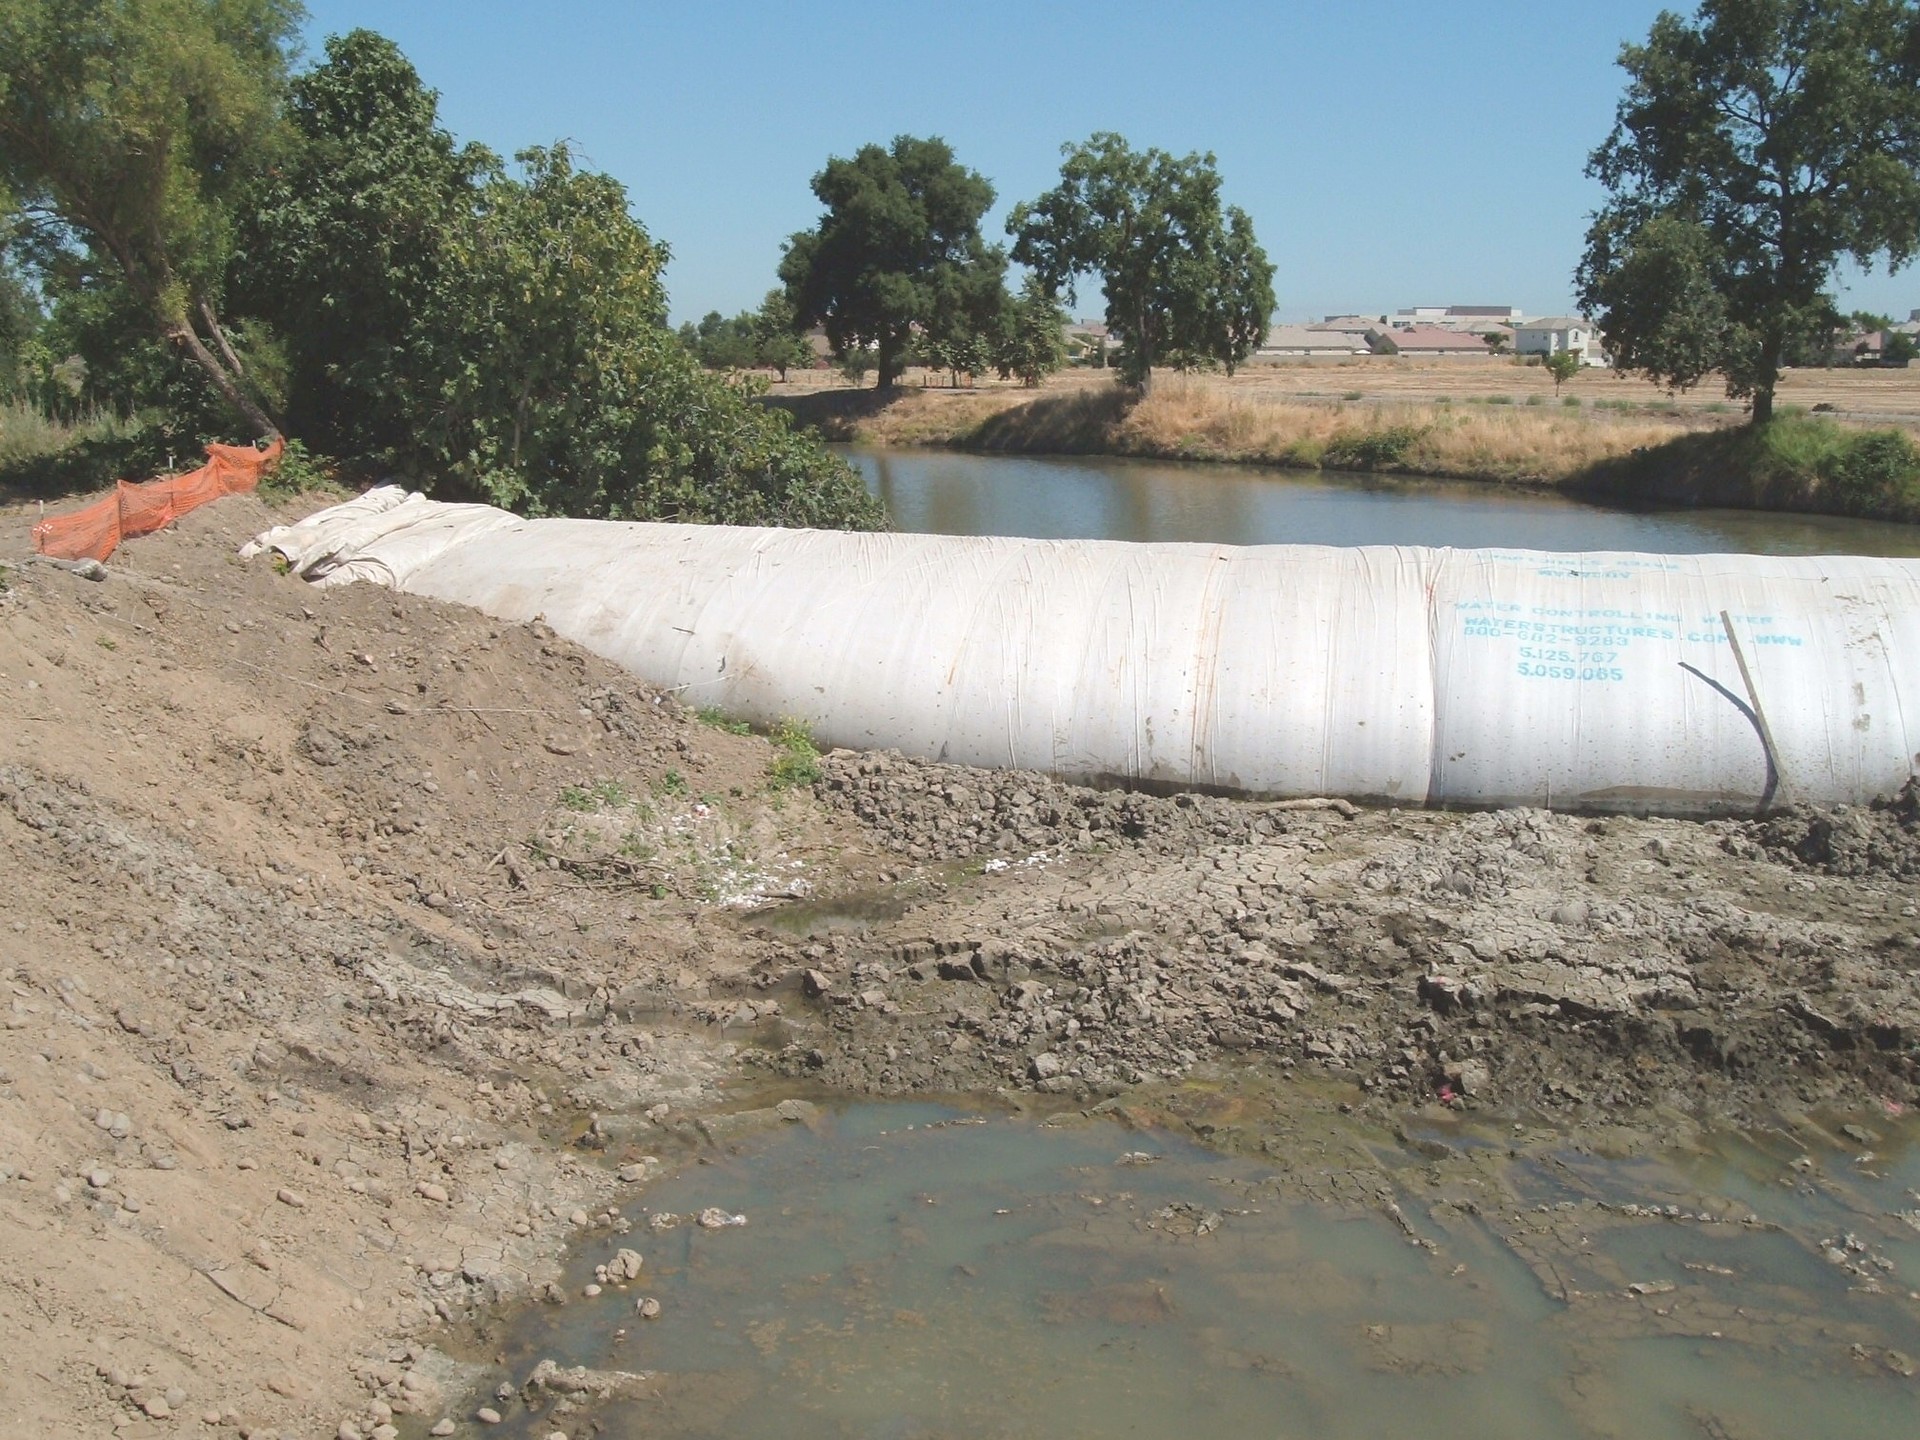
[844,447,1920,555]
[490,1102,1920,1440]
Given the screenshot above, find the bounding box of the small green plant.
[1341,390,1364,401]
[259,437,335,498]
[559,778,633,811]
[658,768,689,797]
[768,716,822,789]
[1525,394,1545,406]
[96,634,116,651]
[1561,395,1582,407]
[1486,394,1514,405]
[695,706,753,735]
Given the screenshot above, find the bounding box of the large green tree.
[1008,133,1275,386]
[0,0,302,439]
[778,135,1004,390]
[1576,0,1920,423]
[234,27,487,457]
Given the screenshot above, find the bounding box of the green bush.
[1322,424,1421,471]
[1571,415,1920,520]
[258,437,336,498]
[1806,425,1920,513]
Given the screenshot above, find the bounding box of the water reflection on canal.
[843,447,1920,556]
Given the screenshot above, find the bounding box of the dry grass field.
[776,352,1920,425]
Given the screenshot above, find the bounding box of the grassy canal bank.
[768,368,1920,524]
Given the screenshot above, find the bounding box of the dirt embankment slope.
[1,491,1917,1435]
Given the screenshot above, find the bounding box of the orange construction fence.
[31,437,284,563]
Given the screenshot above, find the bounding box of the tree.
[750,289,813,381]
[0,0,303,439]
[1482,330,1510,355]
[994,275,1067,386]
[778,135,1004,390]
[1884,330,1918,364]
[1575,0,1920,423]
[681,309,758,370]
[235,30,485,455]
[1544,348,1581,394]
[234,28,489,458]
[1007,132,1275,386]
[415,143,880,529]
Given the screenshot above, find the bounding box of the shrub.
[1322,424,1421,470]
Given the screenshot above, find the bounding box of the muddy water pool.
[485,1102,1920,1439]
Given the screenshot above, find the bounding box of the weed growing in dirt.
[96,635,116,650]
[769,717,822,789]
[1487,394,1514,405]
[696,706,753,735]
[657,769,689,797]
[1562,396,1582,407]
[559,779,633,811]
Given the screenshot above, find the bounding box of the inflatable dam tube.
[249,486,1920,817]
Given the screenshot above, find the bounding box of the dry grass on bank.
[796,377,1701,485]
[1109,382,1693,481]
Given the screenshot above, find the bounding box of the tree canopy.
[1575,0,1920,422]
[778,135,1005,389]
[234,27,488,457]
[0,0,302,438]
[0,11,882,531]
[1007,133,1275,385]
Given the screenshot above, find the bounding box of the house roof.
[1376,325,1491,351]
[1261,324,1370,351]
[1515,316,1589,331]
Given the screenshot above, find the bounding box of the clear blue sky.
[298,1,1918,328]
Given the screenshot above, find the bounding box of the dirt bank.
[2,491,1918,1435]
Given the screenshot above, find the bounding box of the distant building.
[1310,314,1387,337]
[1256,324,1372,358]
[1368,325,1495,357]
[1392,304,1522,328]
[1513,316,1603,365]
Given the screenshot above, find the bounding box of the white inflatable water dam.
[250,486,1920,815]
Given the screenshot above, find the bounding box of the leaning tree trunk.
[163,318,281,443]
